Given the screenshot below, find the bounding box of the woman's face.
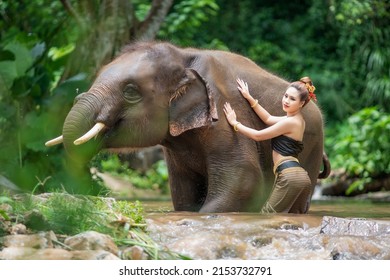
[282,87,305,114]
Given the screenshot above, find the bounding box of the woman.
[223,77,317,213]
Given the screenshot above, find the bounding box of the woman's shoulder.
[279,115,304,127]
[277,116,305,140]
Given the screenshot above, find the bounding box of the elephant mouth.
[45,122,106,147]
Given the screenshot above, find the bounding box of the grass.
[0,191,190,260]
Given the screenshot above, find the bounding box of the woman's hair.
[289,76,317,107]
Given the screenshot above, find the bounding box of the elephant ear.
[169,68,218,136]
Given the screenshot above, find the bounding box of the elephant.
[46,41,330,213]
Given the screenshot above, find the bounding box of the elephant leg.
[169,173,207,211]
[164,147,210,211]
[165,160,207,211]
[199,163,263,213]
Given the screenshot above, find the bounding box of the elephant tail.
[318,152,331,179]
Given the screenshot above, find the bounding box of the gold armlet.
[234,122,241,132]
[251,99,258,108]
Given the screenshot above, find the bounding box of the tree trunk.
[60,0,174,81]
[135,0,174,40]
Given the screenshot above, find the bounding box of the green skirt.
[261,165,311,214]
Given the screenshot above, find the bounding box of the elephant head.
[46,42,218,163]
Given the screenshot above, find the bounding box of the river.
[142,199,390,260]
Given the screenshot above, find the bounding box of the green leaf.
[0,61,18,89]
[0,196,13,204]
[31,42,46,60]
[0,209,10,220]
[4,42,33,77]
[48,44,75,61]
[0,50,15,61]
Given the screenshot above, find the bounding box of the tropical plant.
[330,0,390,115]
[158,0,219,45]
[326,107,390,194]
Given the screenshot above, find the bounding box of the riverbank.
[0,193,185,260]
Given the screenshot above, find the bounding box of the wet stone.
[326,236,385,260]
[320,216,390,236]
[250,236,273,248]
[1,231,57,249]
[121,245,148,260]
[175,219,203,227]
[0,247,41,260]
[217,246,239,259]
[10,223,27,235]
[204,214,221,219]
[71,250,120,260]
[64,231,119,256]
[280,223,301,230]
[265,220,304,230]
[18,248,73,260]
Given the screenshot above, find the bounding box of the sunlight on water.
[143,200,390,260]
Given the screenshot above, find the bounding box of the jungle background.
[0,0,389,198]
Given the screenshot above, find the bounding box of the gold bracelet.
[233,122,241,131]
[251,99,258,108]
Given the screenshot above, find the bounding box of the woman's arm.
[237,78,285,126]
[223,102,292,141]
[234,120,290,141]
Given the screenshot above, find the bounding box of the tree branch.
[59,0,84,26]
[137,0,174,40]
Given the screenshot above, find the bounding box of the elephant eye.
[123,84,142,104]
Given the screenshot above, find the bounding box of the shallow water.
[143,200,390,260]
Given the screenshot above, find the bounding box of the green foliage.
[158,0,219,45]
[330,0,390,114]
[99,155,169,194]
[0,2,94,193]
[0,196,11,220]
[326,107,390,194]
[5,192,145,236]
[0,36,91,192]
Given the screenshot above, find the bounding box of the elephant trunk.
[62,97,104,165]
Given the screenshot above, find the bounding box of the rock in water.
[320,216,390,236]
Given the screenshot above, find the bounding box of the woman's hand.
[223,102,238,126]
[237,78,251,99]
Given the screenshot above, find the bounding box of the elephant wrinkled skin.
[46,41,330,213]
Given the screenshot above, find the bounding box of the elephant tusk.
[73,122,106,145]
[45,136,64,147]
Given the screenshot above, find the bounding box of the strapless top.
[271,134,303,158]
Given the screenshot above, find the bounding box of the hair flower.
[309,91,317,102]
[305,84,317,102]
